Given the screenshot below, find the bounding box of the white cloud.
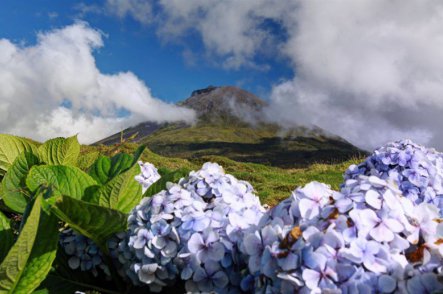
[106,0,153,25]
[0,22,195,144]
[267,0,443,149]
[103,0,295,69]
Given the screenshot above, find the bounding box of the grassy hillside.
[141,123,364,169]
[85,142,364,205]
[96,86,366,169]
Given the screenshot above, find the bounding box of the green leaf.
[45,195,127,250]
[108,153,133,179]
[93,163,142,213]
[87,156,112,185]
[0,134,38,175]
[38,135,80,166]
[2,152,40,213]
[0,212,13,264]
[0,193,59,293]
[14,206,58,292]
[26,165,98,200]
[76,151,100,171]
[144,168,188,197]
[131,145,146,166]
[88,146,145,185]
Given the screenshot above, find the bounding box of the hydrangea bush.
[239,140,443,293]
[57,139,443,293]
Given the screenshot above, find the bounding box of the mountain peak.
[179,86,266,123]
[190,85,218,97]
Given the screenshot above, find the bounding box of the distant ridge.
[95,86,365,168]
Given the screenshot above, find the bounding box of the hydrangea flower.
[344,139,443,212]
[134,161,161,193]
[120,162,265,292]
[240,172,443,293]
[59,228,111,277]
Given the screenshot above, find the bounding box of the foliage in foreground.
[3,133,441,293]
[0,134,186,293]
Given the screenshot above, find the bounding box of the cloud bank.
[105,0,443,150]
[0,22,195,144]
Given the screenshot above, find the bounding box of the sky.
[1,0,443,151]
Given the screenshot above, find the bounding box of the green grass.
[142,123,278,144]
[87,143,364,206]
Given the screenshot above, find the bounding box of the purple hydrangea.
[120,162,265,292]
[240,173,443,293]
[59,228,111,277]
[344,139,443,212]
[134,161,161,193]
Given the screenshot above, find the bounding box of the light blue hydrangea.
[134,161,161,193]
[121,162,265,292]
[240,172,443,293]
[344,139,443,212]
[59,228,111,277]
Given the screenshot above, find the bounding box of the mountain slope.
[95,86,365,168]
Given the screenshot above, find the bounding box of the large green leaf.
[88,145,145,185]
[91,164,142,213]
[108,153,133,179]
[0,212,13,264]
[144,168,189,197]
[38,135,80,166]
[2,152,40,213]
[45,195,127,251]
[87,156,112,185]
[26,165,98,200]
[0,134,38,174]
[14,206,58,292]
[76,151,100,171]
[0,193,59,293]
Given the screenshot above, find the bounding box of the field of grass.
[86,142,364,206]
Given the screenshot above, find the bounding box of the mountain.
[95,86,365,168]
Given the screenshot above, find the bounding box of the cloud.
[265,0,443,149]
[109,0,443,150]
[0,22,195,144]
[105,0,153,25]
[102,0,295,69]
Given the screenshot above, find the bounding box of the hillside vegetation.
[86,142,363,205]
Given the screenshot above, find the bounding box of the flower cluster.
[134,161,161,194]
[344,139,443,212]
[120,162,265,292]
[240,174,443,293]
[59,228,111,277]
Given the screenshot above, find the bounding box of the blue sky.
[0,0,292,102]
